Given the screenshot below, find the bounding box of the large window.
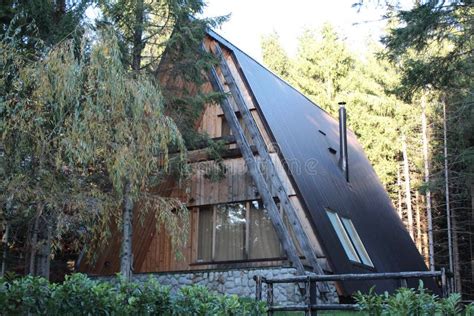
[326,209,373,267]
[197,201,281,262]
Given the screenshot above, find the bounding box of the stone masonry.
[132,266,339,305]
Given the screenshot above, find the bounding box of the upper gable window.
[326,209,373,267]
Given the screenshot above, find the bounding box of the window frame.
[196,200,284,263]
[326,209,374,268]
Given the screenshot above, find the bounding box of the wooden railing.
[254,269,451,315]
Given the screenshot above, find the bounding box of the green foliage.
[382,1,473,99]
[0,0,88,47]
[0,15,108,273]
[204,140,228,181]
[172,285,266,315]
[354,281,472,315]
[0,276,52,315]
[0,274,266,315]
[62,29,190,254]
[261,32,291,79]
[292,24,354,115]
[464,303,474,316]
[98,0,227,146]
[353,287,384,316]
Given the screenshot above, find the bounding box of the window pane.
[249,200,281,259]
[341,218,374,267]
[326,210,360,263]
[197,206,213,261]
[215,203,246,261]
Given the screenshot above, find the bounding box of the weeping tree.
[64,30,189,280]
[93,0,225,278]
[1,26,189,280]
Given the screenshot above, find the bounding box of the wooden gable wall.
[83,37,328,275]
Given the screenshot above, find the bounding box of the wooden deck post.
[254,275,263,301]
[267,281,274,316]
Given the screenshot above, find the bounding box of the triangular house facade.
[84,30,430,300]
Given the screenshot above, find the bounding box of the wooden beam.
[158,144,258,166]
[188,135,236,150]
[263,270,445,283]
[211,44,329,292]
[207,59,307,276]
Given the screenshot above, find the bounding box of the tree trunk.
[421,195,430,266]
[415,191,422,253]
[36,222,52,280]
[452,213,461,293]
[471,182,474,288]
[120,180,134,280]
[442,100,459,292]
[397,166,403,220]
[421,97,435,271]
[121,0,143,279]
[401,134,414,239]
[132,0,145,72]
[28,205,42,275]
[1,223,9,277]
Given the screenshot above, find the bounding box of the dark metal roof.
[208,30,432,295]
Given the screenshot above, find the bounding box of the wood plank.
[289,196,325,258]
[212,206,216,260]
[191,208,199,263]
[160,144,258,167]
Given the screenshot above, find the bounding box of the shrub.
[2,276,53,315]
[50,274,116,315]
[171,285,266,315]
[354,281,473,316]
[0,274,266,315]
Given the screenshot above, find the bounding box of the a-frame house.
[83,30,431,301]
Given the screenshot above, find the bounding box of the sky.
[201,0,392,61]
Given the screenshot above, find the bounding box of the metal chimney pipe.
[338,102,349,181]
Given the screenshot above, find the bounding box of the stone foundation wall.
[131,266,339,305]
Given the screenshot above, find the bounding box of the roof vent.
[338,102,349,181]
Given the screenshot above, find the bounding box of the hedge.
[0,274,266,315]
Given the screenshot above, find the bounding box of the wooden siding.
[83,36,329,276]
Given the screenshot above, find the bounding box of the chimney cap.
[338,101,346,107]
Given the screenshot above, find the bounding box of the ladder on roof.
[206,42,329,294]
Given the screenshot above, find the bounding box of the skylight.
[326,209,374,267]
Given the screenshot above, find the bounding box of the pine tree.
[261,32,291,79]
